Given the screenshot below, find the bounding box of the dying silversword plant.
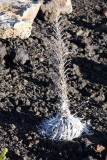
[0,148,8,160]
[39,15,93,141]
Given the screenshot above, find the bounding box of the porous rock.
[41,0,73,20]
[13,47,29,65]
[0,0,41,39]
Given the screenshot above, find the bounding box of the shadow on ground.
[72,57,107,86]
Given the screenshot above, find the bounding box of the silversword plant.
[39,16,92,141]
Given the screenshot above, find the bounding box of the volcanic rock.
[0,0,41,39]
[41,0,73,20]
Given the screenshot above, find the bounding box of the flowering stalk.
[39,16,92,141]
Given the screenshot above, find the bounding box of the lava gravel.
[0,0,107,160]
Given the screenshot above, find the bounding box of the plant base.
[39,113,92,141]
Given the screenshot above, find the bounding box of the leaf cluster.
[0,148,8,160]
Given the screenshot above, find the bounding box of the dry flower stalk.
[39,2,92,141]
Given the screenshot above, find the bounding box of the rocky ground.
[0,0,107,159]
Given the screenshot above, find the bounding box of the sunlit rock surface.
[0,0,41,39]
[41,0,73,20]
